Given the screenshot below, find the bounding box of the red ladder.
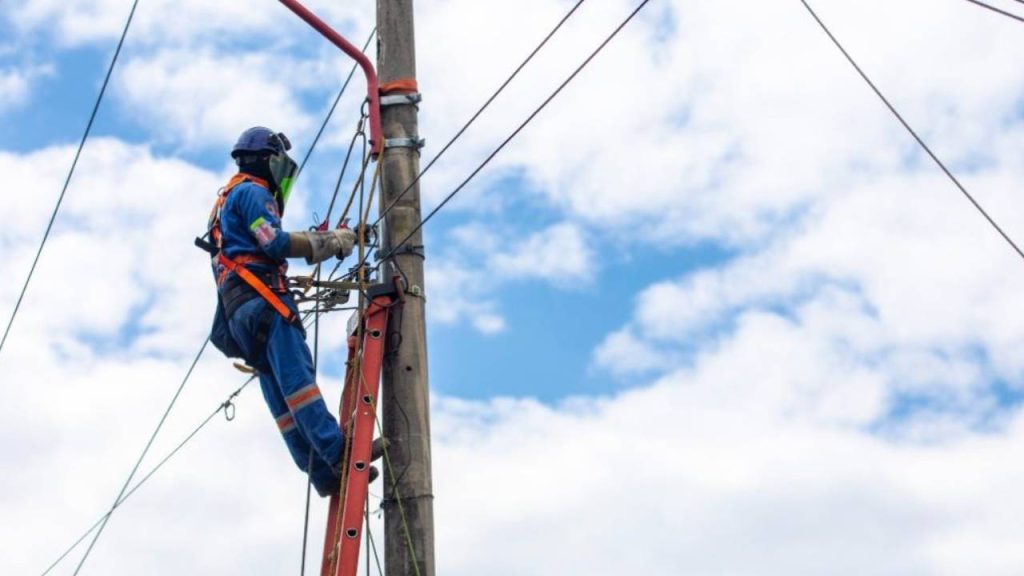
[321,286,397,576]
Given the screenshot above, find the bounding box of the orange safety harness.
[205,174,299,326]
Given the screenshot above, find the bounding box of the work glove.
[333,228,356,259]
[288,228,357,264]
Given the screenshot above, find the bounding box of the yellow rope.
[368,388,424,576]
[327,152,383,575]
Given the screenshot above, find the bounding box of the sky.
[2,0,1024,574]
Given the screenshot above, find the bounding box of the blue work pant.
[228,297,344,494]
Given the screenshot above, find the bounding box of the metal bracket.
[384,137,426,150]
[377,244,425,260]
[380,92,422,107]
[396,244,425,259]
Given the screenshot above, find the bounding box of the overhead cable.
[297,29,377,179]
[70,338,210,575]
[960,0,1024,23]
[371,0,588,228]
[43,297,334,575]
[376,0,652,265]
[799,0,1024,263]
[0,0,141,359]
[40,377,253,576]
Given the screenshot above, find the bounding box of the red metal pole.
[278,0,383,156]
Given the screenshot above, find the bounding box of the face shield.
[268,151,298,215]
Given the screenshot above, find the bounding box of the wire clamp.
[384,137,426,151]
[406,284,425,300]
[380,92,422,108]
[395,244,425,260]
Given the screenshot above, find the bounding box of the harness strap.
[218,252,298,325]
[216,252,283,287]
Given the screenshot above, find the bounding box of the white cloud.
[6,0,374,152]
[7,0,370,48]
[491,222,595,283]
[411,0,1024,249]
[592,327,672,376]
[0,68,31,108]
[427,221,596,334]
[115,50,325,150]
[0,63,52,112]
[7,0,1024,574]
[431,364,1024,575]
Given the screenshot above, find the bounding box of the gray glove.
[288,228,357,264]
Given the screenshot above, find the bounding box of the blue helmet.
[231,126,292,159]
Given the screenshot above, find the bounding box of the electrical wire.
[70,336,209,575]
[799,0,1024,263]
[960,0,1024,23]
[0,0,141,359]
[297,29,377,179]
[365,506,384,576]
[299,99,369,573]
[300,261,324,576]
[40,377,254,576]
[371,0,587,229]
[375,0,652,267]
[42,299,335,575]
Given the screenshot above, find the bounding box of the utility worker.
[204,126,380,496]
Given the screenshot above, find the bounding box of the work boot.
[371,437,389,463]
[316,464,381,497]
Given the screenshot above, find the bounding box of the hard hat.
[231,126,292,158]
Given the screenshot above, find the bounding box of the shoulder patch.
[250,216,278,247]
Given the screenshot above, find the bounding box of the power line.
[297,29,377,179]
[799,0,1024,263]
[42,299,335,575]
[39,378,254,576]
[300,264,324,576]
[60,292,342,574]
[376,0,652,266]
[960,0,1024,23]
[71,337,209,575]
[371,0,587,229]
[0,0,141,359]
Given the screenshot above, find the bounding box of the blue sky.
[4,1,1024,575]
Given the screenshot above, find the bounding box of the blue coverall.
[213,179,344,495]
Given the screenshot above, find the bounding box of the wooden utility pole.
[376,1,435,575]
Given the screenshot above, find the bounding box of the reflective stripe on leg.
[275,412,296,433]
[285,383,323,413]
